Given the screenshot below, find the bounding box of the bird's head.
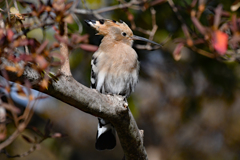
[85,19,161,46]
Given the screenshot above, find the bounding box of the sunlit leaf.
[5,66,17,72]
[40,79,48,90]
[10,7,24,20]
[231,0,240,11]
[212,30,228,55]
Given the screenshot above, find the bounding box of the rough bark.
[0,57,148,160]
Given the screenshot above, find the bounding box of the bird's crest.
[85,19,133,37]
[85,19,161,46]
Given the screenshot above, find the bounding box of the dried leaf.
[212,30,228,55]
[65,1,74,10]
[29,94,34,101]
[0,124,6,141]
[63,14,73,24]
[22,134,34,143]
[51,133,62,138]
[28,126,44,137]
[35,55,48,69]
[1,103,20,113]
[127,12,134,21]
[19,54,33,62]
[71,34,89,44]
[36,40,49,54]
[173,43,184,61]
[40,79,48,90]
[52,0,65,11]
[54,34,69,45]
[191,11,206,35]
[16,83,27,97]
[44,120,53,136]
[79,44,98,52]
[10,7,24,20]
[5,66,17,72]
[7,29,14,41]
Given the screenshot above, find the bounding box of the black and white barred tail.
[95,118,116,150]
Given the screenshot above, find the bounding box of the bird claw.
[123,101,128,108]
[111,95,128,108]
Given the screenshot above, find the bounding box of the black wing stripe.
[91,57,98,89]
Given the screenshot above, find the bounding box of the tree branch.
[0,58,148,160]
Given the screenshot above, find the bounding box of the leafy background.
[1,0,240,160]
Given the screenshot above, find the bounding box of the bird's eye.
[122,32,127,36]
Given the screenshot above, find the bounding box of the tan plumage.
[85,19,160,150]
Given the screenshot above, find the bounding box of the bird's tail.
[95,118,116,150]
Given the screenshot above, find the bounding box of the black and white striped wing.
[90,56,98,89]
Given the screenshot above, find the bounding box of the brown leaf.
[54,34,69,45]
[40,79,49,90]
[0,124,6,141]
[15,13,25,20]
[51,133,62,138]
[191,11,206,35]
[35,55,48,69]
[79,44,98,52]
[173,43,184,61]
[16,83,27,97]
[65,1,74,10]
[7,29,14,41]
[71,34,89,44]
[36,40,49,54]
[5,66,17,72]
[63,14,73,24]
[52,0,65,11]
[22,134,34,143]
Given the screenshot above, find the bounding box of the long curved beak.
[132,35,161,46]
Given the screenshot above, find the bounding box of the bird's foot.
[111,95,128,108]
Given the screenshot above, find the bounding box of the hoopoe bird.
[85,19,160,150]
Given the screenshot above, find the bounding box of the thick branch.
[0,58,148,160]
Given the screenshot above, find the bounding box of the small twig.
[13,0,19,11]
[5,0,10,22]
[168,0,194,34]
[146,7,158,48]
[0,128,20,150]
[0,92,40,151]
[0,144,40,158]
[13,0,30,55]
[71,13,83,33]
[74,0,139,15]
[13,22,55,40]
[190,46,215,58]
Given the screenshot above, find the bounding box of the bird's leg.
[114,95,128,108]
[107,94,128,108]
[123,98,128,108]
